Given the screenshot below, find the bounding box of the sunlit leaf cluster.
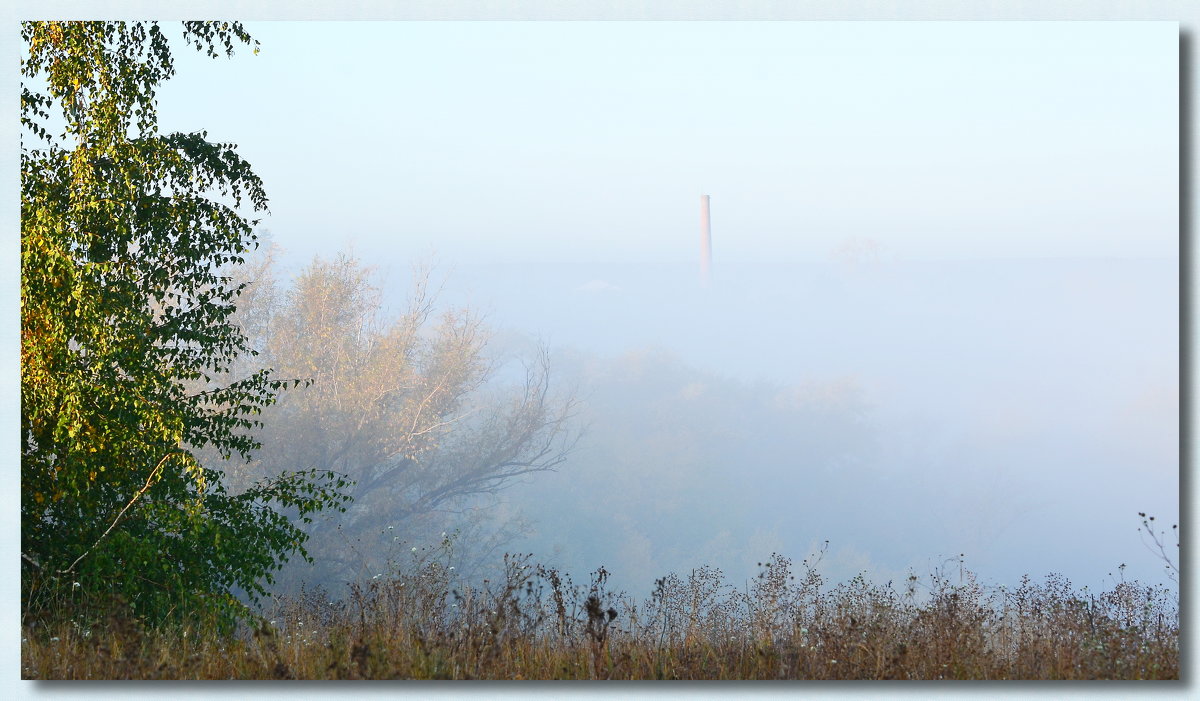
[20,21,348,629]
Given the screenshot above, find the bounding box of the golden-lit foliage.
[21,21,349,629]
[212,250,579,587]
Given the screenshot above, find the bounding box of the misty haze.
[21,19,1179,680]
[263,242,1178,598]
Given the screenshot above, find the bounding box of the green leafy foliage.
[20,21,350,630]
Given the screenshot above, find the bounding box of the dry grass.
[21,553,1178,680]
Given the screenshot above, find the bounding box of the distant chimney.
[700,194,712,287]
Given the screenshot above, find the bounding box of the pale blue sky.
[155,21,1178,266]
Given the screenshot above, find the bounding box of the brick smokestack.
[700,194,712,287]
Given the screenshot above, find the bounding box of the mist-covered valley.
[251,248,1178,600]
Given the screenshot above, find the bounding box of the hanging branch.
[58,451,178,575]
